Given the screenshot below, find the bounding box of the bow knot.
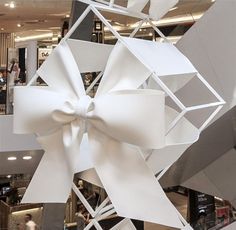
[51,95,94,125]
[74,95,93,120]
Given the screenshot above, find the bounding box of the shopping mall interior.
[0,0,236,229]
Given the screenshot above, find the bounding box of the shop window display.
[189,189,236,229]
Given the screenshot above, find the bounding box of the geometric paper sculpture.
[161,0,236,209]
[14,39,183,229]
[13,0,225,229]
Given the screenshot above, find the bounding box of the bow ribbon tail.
[62,121,93,174]
[87,127,184,229]
[22,130,73,203]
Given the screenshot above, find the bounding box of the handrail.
[0,200,10,229]
[0,200,10,209]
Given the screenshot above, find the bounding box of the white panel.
[203,148,236,201]
[161,0,236,196]
[123,37,197,78]
[96,41,151,96]
[110,218,136,230]
[182,171,222,198]
[127,0,179,20]
[78,168,103,188]
[67,39,114,73]
[149,0,179,20]
[0,115,41,152]
[221,221,236,230]
[147,144,190,175]
[176,0,236,126]
[121,37,197,93]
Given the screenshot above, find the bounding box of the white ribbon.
[127,0,179,20]
[14,40,194,228]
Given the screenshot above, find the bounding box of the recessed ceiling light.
[17,23,21,27]
[4,3,9,6]
[6,175,12,178]
[211,0,215,2]
[23,156,32,160]
[9,2,15,8]
[149,32,153,36]
[0,28,4,31]
[8,156,17,161]
[65,14,70,18]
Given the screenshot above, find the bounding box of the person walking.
[24,214,37,230]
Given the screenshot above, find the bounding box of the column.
[0,33,14,67]
[26,40,37,83]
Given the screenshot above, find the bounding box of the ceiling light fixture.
[17,23,21,27]
[15,32,53,42]
[23,156,32,160]
[0,28,4,31]
[65,14,70,18]
[6,175,12,178]
[7,156,17,161]
[9,2,15,8]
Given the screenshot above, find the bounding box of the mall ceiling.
[0,0,215,41]
[0,150,43,176]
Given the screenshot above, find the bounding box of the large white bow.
[14,41,187,228]
[127,0,179,20]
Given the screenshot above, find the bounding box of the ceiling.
[0,0,214,41]
[0,150,43,176]
[0,0,72,37]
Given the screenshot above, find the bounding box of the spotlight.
[23,156,32,160]
[8,156,17,161]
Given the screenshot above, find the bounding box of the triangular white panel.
[110,219,136,230]
[122,37,197,78]
[67,39,113,73]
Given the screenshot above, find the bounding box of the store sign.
[38,49,52,61]
[189,190,215,226]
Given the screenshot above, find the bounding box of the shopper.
[75,205,89,230]
[24,213,37,230]
[7,58,20,113]
[194,211,207,230]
